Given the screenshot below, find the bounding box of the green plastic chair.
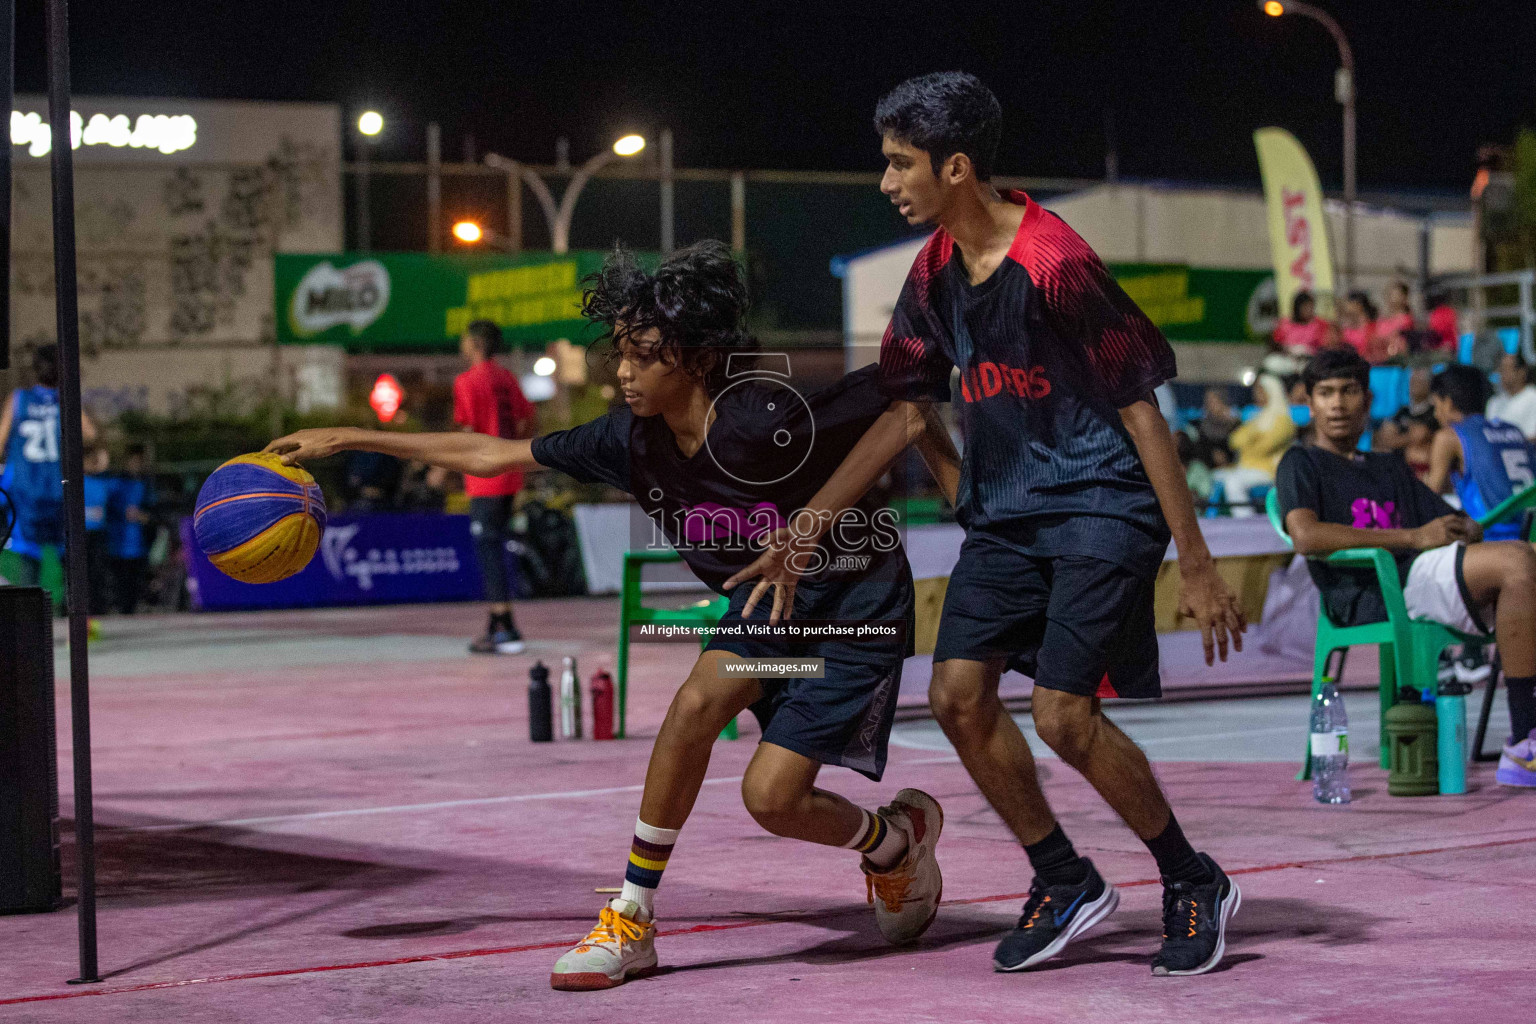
[615,550,736,741]
[1265,483,1536,780]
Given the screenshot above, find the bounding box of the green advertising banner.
[1107,263,1276,343]
[274,251,631,350]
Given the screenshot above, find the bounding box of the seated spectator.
[1276,348,1536,788]
[1198,387,1240,447]
[1399,412,1437,483]
[1424,288,1459,353]
[82,445,114,615]
[1176,430,1216,507]
[1212,373,1295,513]
[1339,291,1387,364]
[1424,363,1536,540]
[109,442,154,615]
[1272,290,1338,357]
[1487,351,1536,441]
[1374,281,1415,360]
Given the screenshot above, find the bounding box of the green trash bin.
[1385,689,1438,796]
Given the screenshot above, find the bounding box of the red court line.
[5,833,1532,1007]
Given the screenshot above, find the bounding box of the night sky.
[16,1,1536,193]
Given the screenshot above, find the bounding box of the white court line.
[125,776,747,833]
[889,722,1303,753]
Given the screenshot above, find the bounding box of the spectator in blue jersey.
[82,445,115,614]
[0,345,97,587]
[109,442,155,614]
[1424,363,1536,540]
[1277,349,1536,788]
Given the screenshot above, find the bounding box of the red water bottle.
[590,670,615,740]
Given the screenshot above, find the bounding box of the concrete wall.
[6,95,343,414]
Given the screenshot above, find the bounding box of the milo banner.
[274,251,625,350]
[1254,127,1337,320]
[1108,263,1275,343]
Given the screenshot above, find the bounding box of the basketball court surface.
[3,599,1528,1022]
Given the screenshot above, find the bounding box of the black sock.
[1144,813,1212,885]
[1506,675,1536,742]
[489,612,511,632]
[1024,823,1089,886]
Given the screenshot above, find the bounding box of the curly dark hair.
[582,240,757,394]
[874,71,1002,182]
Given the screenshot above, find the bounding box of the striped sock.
[619,818,679,912]
[843,808,908,869]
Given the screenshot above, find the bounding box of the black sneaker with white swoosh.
[993,858,1120,971]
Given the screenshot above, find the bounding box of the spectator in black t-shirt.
[1276,348,1536,785]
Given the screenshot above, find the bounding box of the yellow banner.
[1254,127,1336,319]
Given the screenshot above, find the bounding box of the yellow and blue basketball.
[193,453,326,584]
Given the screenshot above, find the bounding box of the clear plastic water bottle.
[1310,681,1351,804]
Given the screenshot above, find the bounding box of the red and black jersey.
[879,191,1177,576]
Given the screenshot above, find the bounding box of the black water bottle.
[528,661,553,742]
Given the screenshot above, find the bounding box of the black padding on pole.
[43,0,99,985]
[1,0,13,371]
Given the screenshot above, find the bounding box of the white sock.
[618,818,679,914]
[842,808,909,869]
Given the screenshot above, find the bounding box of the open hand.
[721,527,813,625]
[263,427,359,466]
[1178,560,1247,665]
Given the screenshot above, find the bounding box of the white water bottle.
[559,656,582,740]
[1309,681,1351,804]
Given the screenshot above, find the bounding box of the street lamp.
[355,110,384,251]
[484,133,648,254]
[452,220,483,243]
[1259,0,1356,293]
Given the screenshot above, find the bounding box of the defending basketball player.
[730,73,1247,977]
[266,241,953,990]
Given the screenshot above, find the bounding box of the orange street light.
[1263,1,1284,16]
[452,220,483,243]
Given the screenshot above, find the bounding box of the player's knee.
[669,680,733,736]
[1505,545,1536,592]
[740,772,803,834]
[1031,699,1095,764]
[929,666,987,730]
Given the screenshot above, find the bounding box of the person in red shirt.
[1425,287,1460,353]
[1272,290,1338,356]
[1340,291,1388,364]
[454,320,538,653]
[1374,281,1415,360]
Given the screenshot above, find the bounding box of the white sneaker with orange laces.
[861,788,944,945]
[549,898,658,990]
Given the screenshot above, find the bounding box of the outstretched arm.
[265,426,539,478]
[1120,396,1246,664]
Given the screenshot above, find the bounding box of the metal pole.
[44,0,99,985]
[1339,62,1356,294]
[357,141,371,252]
[426,121,441,253]
[659,128,674,255]
[1,0,12,371]
[505,159,522,254]
[730,171,745,255]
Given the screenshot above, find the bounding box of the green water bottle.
[1385,687,1438,796]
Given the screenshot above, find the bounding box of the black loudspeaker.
[0,586,63,913]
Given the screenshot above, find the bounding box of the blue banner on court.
[182,513,485,611]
